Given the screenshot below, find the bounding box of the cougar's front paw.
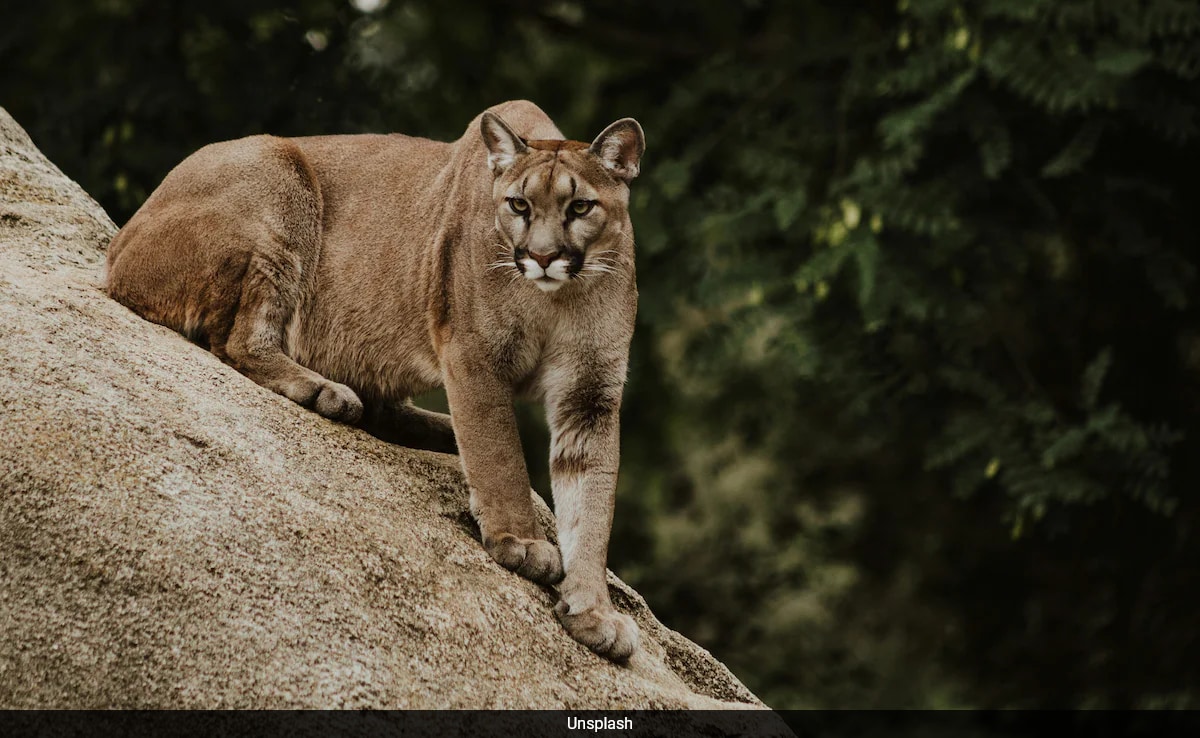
[313,381,363,424]
[555,601,640,661]
[485,534,564,586]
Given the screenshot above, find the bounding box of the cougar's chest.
[488,310,569,398]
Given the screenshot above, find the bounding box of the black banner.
[2,710,1198,738]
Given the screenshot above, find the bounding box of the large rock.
[0,108,761,709]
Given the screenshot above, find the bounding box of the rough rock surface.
[0,108,763,709]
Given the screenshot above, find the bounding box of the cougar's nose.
[531,250,560,270]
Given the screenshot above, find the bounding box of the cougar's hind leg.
[223,250,362,423]
[221,140,363,424]
[362,399,458,453]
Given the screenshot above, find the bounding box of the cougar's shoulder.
[478,100,564,141]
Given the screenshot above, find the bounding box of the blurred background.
[3,0,1199,709]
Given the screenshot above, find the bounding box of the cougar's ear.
[480,112,528,175]
[589,118,645,184]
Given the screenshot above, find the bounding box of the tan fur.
[104,100,646,660]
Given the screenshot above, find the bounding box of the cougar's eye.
[507,197,530,214]
[569,200,594,217]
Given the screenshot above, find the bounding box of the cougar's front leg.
[442,353,563,585]
[546,363,639,661]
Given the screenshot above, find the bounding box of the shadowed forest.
[3,0,1199,708]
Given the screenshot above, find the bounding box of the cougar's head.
[481,111,645,293]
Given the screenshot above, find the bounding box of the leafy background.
[4,0,1199,708]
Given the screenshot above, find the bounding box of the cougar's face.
[482,113,645,294]
[493,151,621,292]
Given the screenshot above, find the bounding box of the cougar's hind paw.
[313,381,363,424]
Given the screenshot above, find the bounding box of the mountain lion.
[105,100,645,660]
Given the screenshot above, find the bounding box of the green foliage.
[4,0,1199,709]
[604,0,1200,707]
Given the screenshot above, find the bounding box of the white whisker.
[584,246,625,272]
